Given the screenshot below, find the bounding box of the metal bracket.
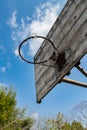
[76,65,87,77]
[62,62,87,88]
[62,78,87,88]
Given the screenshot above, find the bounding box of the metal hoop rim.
[18,35,59,65]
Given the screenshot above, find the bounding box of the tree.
[61,121,85,130]
[56,112,64,129]
[67,101,87,128]
[0,87,16,127]
[44,113,86,130]
[45,112,64,130]
[61,122,71,130]
[0,86,33,130]
[71,121,84,130]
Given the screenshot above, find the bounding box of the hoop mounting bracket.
[62,77,87,88]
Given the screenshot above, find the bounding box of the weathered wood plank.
[37,21,87,99]
[35,0,87,76]
[36,8,87,83]
[34,0,87,103]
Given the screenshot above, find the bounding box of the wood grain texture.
[34,0,87,103]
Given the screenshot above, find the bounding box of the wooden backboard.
[34,0,87,103]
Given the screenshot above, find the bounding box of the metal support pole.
[76,65,87,77]
[62,78,87,88]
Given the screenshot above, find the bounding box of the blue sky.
[0,0,87,118]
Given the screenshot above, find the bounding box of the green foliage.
[0,87,16,127]
[20,117,33,130]
[1,85,87,130]
[61,121,85,130]
[71,121,84,130]
[0,86,33,130]
[45,113,86,130]
[45,112,64,130]
[62,122,71,130]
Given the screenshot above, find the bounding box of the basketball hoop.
[18,35,60,65]
[18,0,87,103]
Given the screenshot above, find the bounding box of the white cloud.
[0,46,6,54]
[8,1,61,56]
[14,48,19,56]
[11,18,31,45]
[0,82,7,87]
[31,113,39,121]
[0,67,6,73]
[7,62,11,68]
[30,113,39,130]
[30,113,46,130]
[7,10,18,28]
[0,62,11,73]
[26,16,32,21]
[28,2,60,56]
